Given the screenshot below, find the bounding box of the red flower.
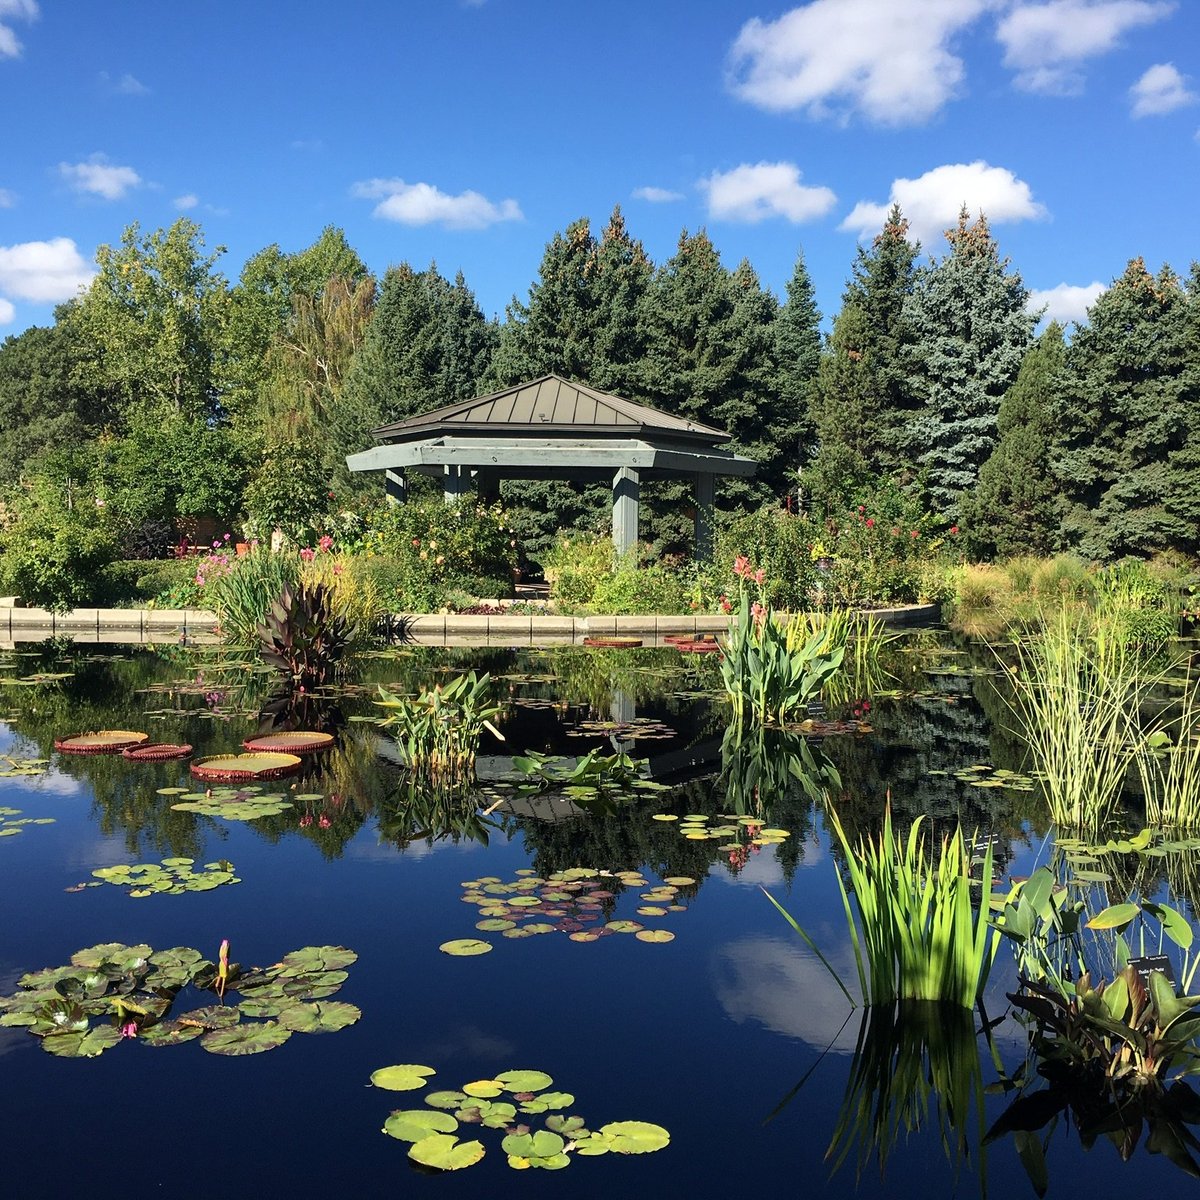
[733,554,751,578]
[411,538,420,547]
[910,530,919,539]
[865,518,875,528]
[299,547,316,561]
[950,525,959,535]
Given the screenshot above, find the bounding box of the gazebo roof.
[371,374,729,447]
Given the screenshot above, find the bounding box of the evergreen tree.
[903,210,1035,520]
[804,304,884,512]
[585,207,654,395]
[775,247,822,487]
[962,322,1066,558]
[842,204,921,473]
[1057,259,1200,559]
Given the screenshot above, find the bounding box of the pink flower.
[751,600,766,626]
[733,554,751,578]
[120,1021,138,1039]
[318,535,334,552]
[950,525,959,535]
[865,518,875,529]
[332,564,343,576]
[910,530,919,539]
[223,533,231,541]
[411,538,420,548]
[299,547,316,561]
[194,574,206,586]
[299,815,312,828]
[318,815,331,829]
[754,568,766,586]
[858,505,865,514]
[212,540,221,549]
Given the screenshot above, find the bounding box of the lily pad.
[371,1064,437,1091]
[407,1133,485,1171]
[599,1120,671,1153]
[635,929,675,944]
[140,1019,204,1046]
[201,1021,292,1055]
[496,1069,553,1092]
[462,1079,504,1098]
[42,1026,121,1057]
[277,1001,361,1033]
[383,1109,458,1142]
[439,939,493,957]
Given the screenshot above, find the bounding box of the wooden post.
[612,467,640,560]
[443,465,470,505]
[384,469,407,506]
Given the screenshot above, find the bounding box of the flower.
[420,549,428,560]
[299,547,315,561]
[411,538,421,548]
[865,518,875,528]
[910,530,919,539]
[299,815,312,828]
[891,527,900,537]
[318,535,334,552]
[753,568,766,586]
[858,505,865,514]
[733,554,751,578]
[318,815,331,829]
[120,1021,138,1039]
[949,525,959,535]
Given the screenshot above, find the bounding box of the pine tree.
[775,247,822,485]
[904,210,1035,520]
[962,322,1066,557]
[843,204,921,473]
[1057,259,1199,559]
[585,207,653,395]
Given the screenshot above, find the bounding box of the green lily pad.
[139,1019,204,1046]
[496,1069,553,1092]
[278,945,358,974]
[201,1021,292,1055]
[424,1090,467,1109]
[462,1079,504,1098]
[42,1026,121,1057]
[475,919,515,932]
[407,1133,485,1171]
[383,1108,459,1142]
[606,920,644,934]
[502,1129,566,1159]
[599,1120,671,1153]
[519,1090,575,1113]
[439,939,493,957]
[371,1064,436,1091]
[176,1005,240,1030]
[277,1001,361,1033]
[635,929,675,944]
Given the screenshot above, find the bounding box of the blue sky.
[1,0,1198,337]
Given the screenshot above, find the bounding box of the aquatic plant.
[718,723,842,813]
[1140,673,1200,829]
[206,547,298,645]
[0,807,55,837]
[79,856,239,897]
[375,671,504,779]
[766,808,997,1009]
[257,582,354,687]
[1008,609,1156,829]
[372,1063,669,1172]
[719,589,846,726]
[169,784,294,820]
[989,967,1200,1184]
[510,747,667,800]
[0,941,359,1057]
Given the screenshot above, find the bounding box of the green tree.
[805,304,884,513]
[1056,259,1200,559]
[65,218,231,423]
[775,247,823,486]
[0,322,111,486]
[904,210,1035,520]
[842,204,921,473]
[961,322,1066,558]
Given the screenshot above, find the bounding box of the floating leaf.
[407,1133,485,1171]
[383,1109,458,1142]
[277,1001,361,1033]
[1087,902,1141,930]
[371,1064,436,1091]
[635,929,675,944]
[440,939,493,957]
[462,1079,504,1098]
[42,1026,121,1057]
[599,1120,671,1154]
[496,1069,552,1092]
[424,1090,467,1109]
[201,1021,291,1055]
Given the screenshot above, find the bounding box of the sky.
[1,0,1198,338]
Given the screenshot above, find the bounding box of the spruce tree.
[775,247,823,487]
[904,210,1035,520]
[962,322,1066,557]
[1057,259,1199,558]
[842,204,921,473]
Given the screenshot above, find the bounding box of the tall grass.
[1009,609,1154,829]
[766,807,997,1009]
[206,549,298,644]
[1141,673,1200,828]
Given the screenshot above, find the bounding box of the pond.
[1,635,1198,1197]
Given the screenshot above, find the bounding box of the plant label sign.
[1128,954,1176,990]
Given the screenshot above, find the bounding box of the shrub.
[590,562,691,615]
[543,533,613,608]
[716,507,819,611]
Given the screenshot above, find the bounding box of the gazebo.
[344,375,756,559]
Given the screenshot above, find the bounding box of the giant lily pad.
[243,731,335,754]
[190,752,302,782]
[55,730,149,755]
[407,1133,486,1171]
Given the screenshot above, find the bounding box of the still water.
[0,639,1194,1197]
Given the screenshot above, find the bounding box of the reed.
[1009,609,1153,829]
[1141,673,1200,828]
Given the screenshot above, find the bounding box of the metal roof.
[371,374,729,445]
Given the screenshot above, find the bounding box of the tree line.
[0,207,1196,561]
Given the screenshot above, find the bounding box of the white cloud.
[173,193,199,210]
[1027,280,1106,323]
[0,0,37,60]
[352,178,522,229]
[0,297,14,324]
[702,161,836,224]
[0,237,95,303]
[59,154,142,200]
[632,185,684,203]
[1130,62,1196,116]
[840,160,1047,246]
[997,1,1173,95]
[0,187,14,207]
[98,70,149,95]
[727,0,992,125]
